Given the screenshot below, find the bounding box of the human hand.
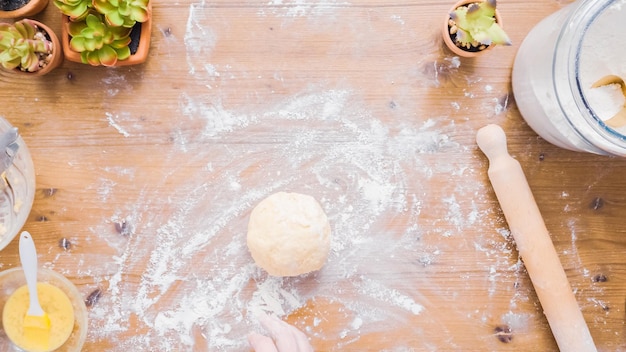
[248,312,314,352]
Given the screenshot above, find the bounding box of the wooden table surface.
[2,0,626,351]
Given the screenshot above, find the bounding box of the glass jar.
[512,0,626,156]
[0,117,36,251]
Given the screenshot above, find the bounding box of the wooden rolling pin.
[476,124,597,352]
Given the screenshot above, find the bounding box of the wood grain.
[2,0,626,351]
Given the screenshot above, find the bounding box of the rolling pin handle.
[476,124,508,162]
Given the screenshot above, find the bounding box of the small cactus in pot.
[443,0,511,57]
[67,12,132,66]
[56,0,152,66]
[0,19,63,75]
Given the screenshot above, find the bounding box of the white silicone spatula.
[19,231,51,351]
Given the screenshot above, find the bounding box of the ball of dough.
[247,192,331,277]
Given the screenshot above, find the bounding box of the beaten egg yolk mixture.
[2,283,74,352]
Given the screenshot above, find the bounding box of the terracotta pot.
[0,0,48,19]
[61,2,152,66]
[2,20,63,76]
[442,0,504,58]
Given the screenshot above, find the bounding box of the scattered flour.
[261,0,351,18]
[105,112,131,137]
[77,82,498,350]
[40,2,540,351]
[184,2,218,76]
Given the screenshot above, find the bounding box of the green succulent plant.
[0,19,53,72]
[53,0,93,21]
[449,0,511,50]
[68,13,133,66]
[93,0,150,28]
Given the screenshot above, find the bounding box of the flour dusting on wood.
[85,85,479,349]
[261,0,351,18]
[45,2,535,350]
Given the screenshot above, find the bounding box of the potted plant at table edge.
[0,0,49,19]
[442,0,511,58]
[0,18,63,75]
[54,0,152,66]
